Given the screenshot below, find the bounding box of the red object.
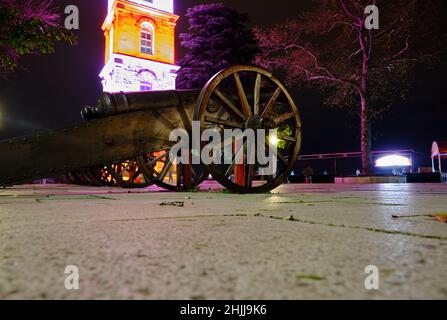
[234,140,245,186]
[234,164,245,186]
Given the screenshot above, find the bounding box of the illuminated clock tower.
[100,0,180,92]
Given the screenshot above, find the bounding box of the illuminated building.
[100,0,180,92]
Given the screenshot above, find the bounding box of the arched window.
[141,22,154,55]
[138,70,156,91]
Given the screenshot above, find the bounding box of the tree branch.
[384,36,410,62]
[339,0,362,26]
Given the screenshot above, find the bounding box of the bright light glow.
[100,53,179,92]
[375,155,412,167]
[269,134,279,146]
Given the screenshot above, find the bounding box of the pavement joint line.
[270,200,407,206]
[47,212,447,241]
[392,214,436,219]
[0,194,119,201]
[341,202,407,206]
[87,195,118,200]
[257,214,447,241]
[65,213,250,225]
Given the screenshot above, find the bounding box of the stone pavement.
[0,182,446,299]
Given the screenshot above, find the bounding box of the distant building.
[100,0,180,92]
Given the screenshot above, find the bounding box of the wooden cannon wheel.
[67,161,151,188]
[136,151,208,192]
[92,165,118,186]
[194,65,302,194]
[105,158,152,188]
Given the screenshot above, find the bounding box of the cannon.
[0,66,302,193]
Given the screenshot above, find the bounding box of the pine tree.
[176,3,258,89]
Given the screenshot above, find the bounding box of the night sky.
[0,0,446,166]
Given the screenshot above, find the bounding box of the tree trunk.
[360,52,372,175]
[360,91,372,175]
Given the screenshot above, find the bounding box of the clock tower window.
[141,22,154,55]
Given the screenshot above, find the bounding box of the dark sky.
[0,0,446,164]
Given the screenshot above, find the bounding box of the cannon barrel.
[80,88,277,121]
[81,89,200,121]
[0,90,202,187]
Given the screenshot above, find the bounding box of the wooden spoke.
[266,141,289,166]
[220,135,236,150]
[214,88,247,121]
[234,73,252,117]
[277,133,297,143]
[146,153,166,168]
[276,151,289,166]
[225,162,236,178]
[142,155,156,167]
[147,157,158,167]
[275,112,295,125]
[204,116,245,129]
[151,167,161,176]
[158,158,172,180]
[261,86,282,118]
[129,168,140,182]
[225,141,246,178]
[254,73,262,115]
[176,105,192,133]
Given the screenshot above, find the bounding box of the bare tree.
[255,0,444,174]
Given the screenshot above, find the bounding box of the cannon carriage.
[0,66,302,193]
